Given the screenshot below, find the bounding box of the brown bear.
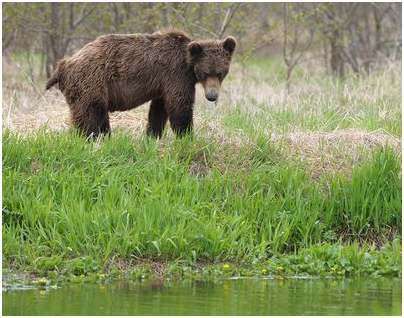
[46,30,236,138]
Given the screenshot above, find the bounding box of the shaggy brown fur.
[46,30,236,138]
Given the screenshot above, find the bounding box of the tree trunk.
[330,30,345,78]
[373,7,382,54]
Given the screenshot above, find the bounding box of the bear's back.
[69,31,190,62]
[58,30,194,107]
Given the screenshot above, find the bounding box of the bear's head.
[187,36,236,102]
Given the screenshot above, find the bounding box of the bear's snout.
[203,77,220,103]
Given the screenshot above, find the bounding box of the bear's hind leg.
[146,98,168,138]
[71,102,110,139]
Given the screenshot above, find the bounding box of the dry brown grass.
[274,129,401,179]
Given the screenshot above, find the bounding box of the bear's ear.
[223,36,236,54]
[188,41,203,58]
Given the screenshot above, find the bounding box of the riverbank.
[3,130,401,282]
[3,239,401,291]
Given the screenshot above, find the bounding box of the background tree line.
[2,2,401,84]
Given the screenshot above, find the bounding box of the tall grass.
[3,130,401,269]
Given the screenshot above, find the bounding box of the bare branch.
[72,4,97,31]
[169,6,218,38]
[217,3,241,39]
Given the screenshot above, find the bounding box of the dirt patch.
[337,226,400,248]
[104,257,168,280]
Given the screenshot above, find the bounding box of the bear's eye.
[203,72,212,81]
[194,68,207,80]
[217,71,227,80]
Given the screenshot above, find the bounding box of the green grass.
[3,130,401,277]
[2,52,401,280]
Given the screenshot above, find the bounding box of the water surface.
[3,277,401,315]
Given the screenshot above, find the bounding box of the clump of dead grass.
[271,129,401,179]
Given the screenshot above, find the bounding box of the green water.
[3,277,401,315]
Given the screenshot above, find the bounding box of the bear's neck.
[186,65,198,85]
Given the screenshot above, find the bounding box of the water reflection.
[3,277,401,315]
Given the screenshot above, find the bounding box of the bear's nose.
[206,91,218,102]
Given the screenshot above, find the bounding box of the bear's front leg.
[169,109,193,137]
[164,86,195,137]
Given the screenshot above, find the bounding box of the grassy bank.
[3,130,401,279]
[2,55,401,281]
